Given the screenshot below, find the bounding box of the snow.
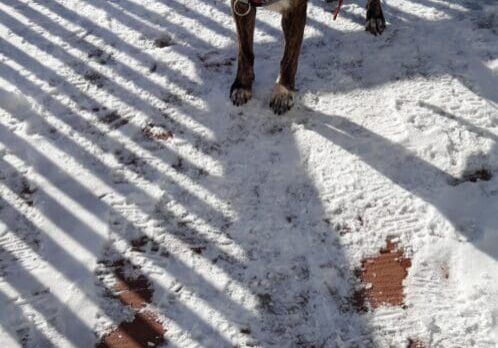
[0,0,497,347]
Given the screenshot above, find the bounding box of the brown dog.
[230,0,386,114]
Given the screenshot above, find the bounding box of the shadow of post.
[307,110,497,260]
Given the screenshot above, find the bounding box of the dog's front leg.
[365,0,386,36]
[270,0,307,115]
[230,1,256,106]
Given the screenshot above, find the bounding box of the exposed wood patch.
[97,239,166,347]
[355,239,411,310]
[97,311,165,348]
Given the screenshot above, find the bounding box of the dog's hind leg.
[230,1,256,106]
[270,0,307,115]
[365,0,386,36]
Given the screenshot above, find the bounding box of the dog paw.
[365,8,386,36]
[270,84,294,115]
[230,87,252,106]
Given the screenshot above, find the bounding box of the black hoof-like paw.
[230,79,252,106]
[365,8,386,36]
[230,87,252,106]
[270,84,294,115]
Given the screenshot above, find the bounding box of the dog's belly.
[265,0,291,13]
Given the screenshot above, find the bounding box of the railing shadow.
[0,102,241,347]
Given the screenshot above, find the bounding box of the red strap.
[333,0,344,20]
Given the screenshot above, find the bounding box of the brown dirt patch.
[440,263,450,280]
[20,179,36,206]
[407,338,425,348]
[154,36,174,48]
[143,127,173,142]
[101,111,128,129]
[356,239,411,309]
[202,57,235,69]
[450,168,493,186]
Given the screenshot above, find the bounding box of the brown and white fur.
[230,0,386,114]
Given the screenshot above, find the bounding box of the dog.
[230,0,386,114]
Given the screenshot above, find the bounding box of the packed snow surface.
[0,0,497,347]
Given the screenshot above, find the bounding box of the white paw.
[269,84,295,115]
[230,88,252,106]
[365,16,386,36]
